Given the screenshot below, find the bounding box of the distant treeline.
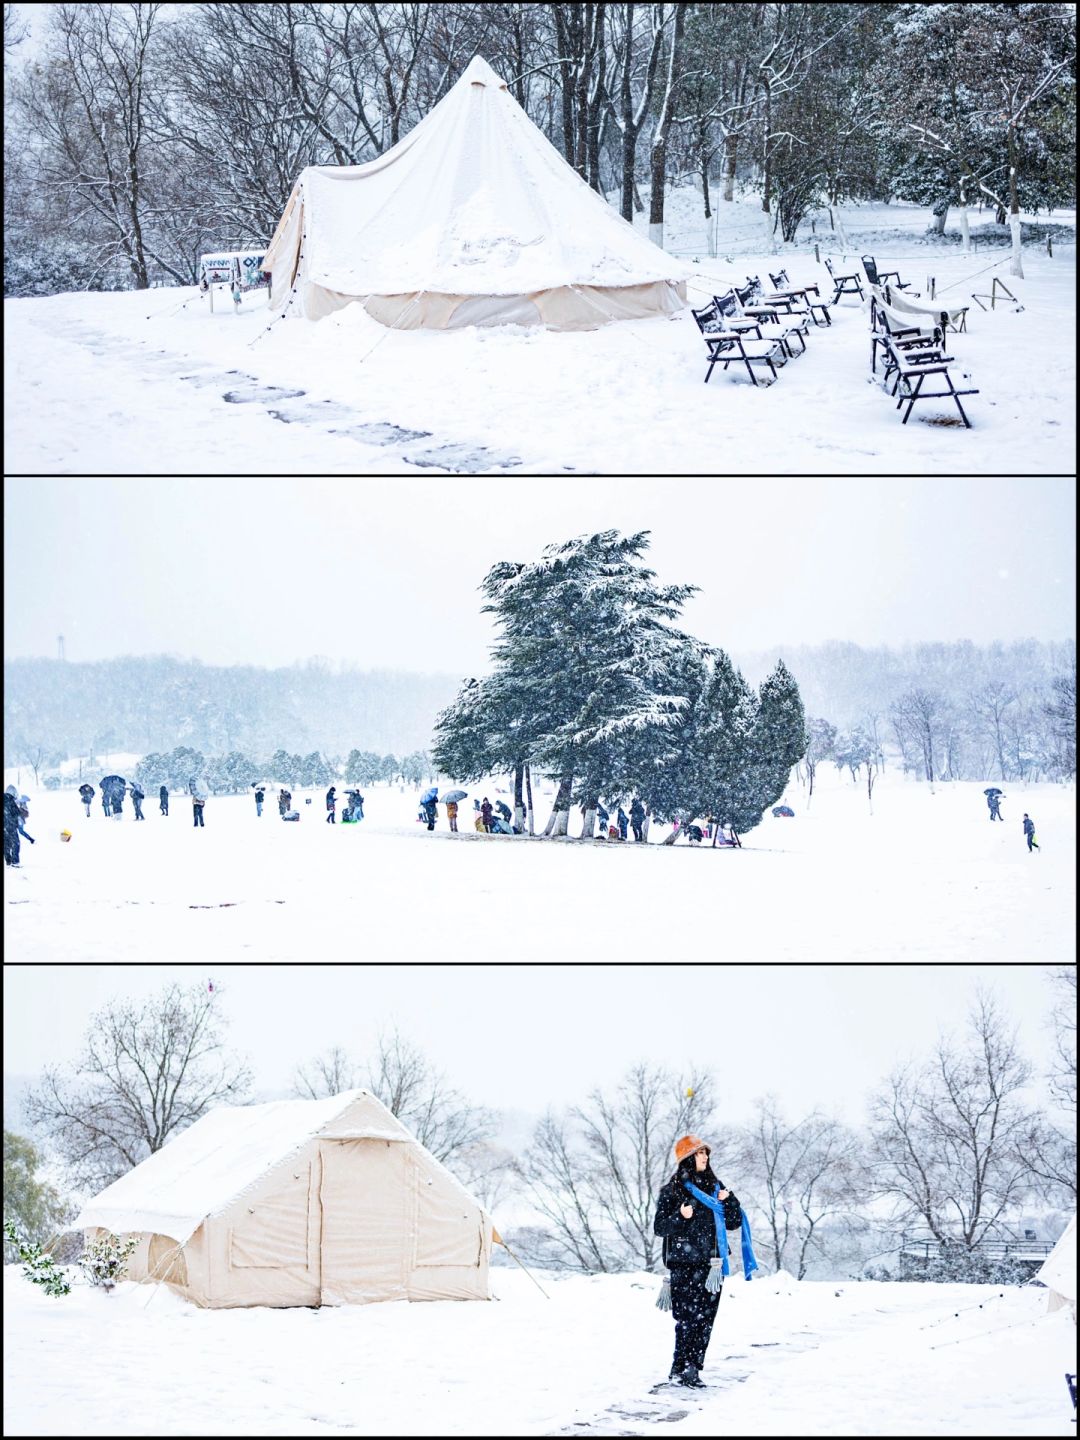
[3,656,459,768]
[5,638,1075,785]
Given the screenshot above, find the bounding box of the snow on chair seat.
[691,302,783,386]
[878,331,978,428]
[769,268,832,325]
[824,257,865,304]
[734,282,809,357]
[721,288,806,360]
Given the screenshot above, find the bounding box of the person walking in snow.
[159,784,169,816]
[480,797,493,833]
[192,786,206,828]
[653,1137,745,1390]
[4,785,21,867]
[326,785,337,823]
[278,787,290,818]
[16,794,35,846]
[987,791,1005,821]
[1022,813,1039,852]
[130,783,145,820]
[254,785,265,817]
[79,782,95,817]
[630,797,646,842]
[616,805,629,841]
[446,799,459,832]
[101,786,111,817]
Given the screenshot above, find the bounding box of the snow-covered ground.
[4,767,1073,962]
[4,196,1074,475]
[3,1263,1075,1437]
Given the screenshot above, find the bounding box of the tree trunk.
[513,763,525,832]
[642,814,651,841]
[662,817,684,845]
[647,2,687,252]
[722,131,737,202]
[932,197,948,234]
[581,801,598,839]
[545,774,574,836]
[525,763,535,835]
[619,1,636,220]
[1007,124,1024,280]
[700,121,711,219]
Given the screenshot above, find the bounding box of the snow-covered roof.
[70,1090,404,1246]
[1036,1213,1076,1307]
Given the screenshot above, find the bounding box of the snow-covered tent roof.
[262,55,689,330]
[1035,1214,1076,1312]
[70,1090,422,1246]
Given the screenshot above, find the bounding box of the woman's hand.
[717,1189,730,1201]
[680,1203,694,1219]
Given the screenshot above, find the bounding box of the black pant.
[669,1263,721,1374]
[134,799,144,819]
[1026,832,1038,850]
[632,821,644,841]
[160,800,168,815]
[327,810,335,823]
[193,805,204,827]
[3,826,19,865]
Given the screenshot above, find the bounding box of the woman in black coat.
[653,1135,742,1388]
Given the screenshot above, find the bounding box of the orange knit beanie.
[674,1134,709,1164]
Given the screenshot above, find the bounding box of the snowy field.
[4,196,1074,476]
[4,1263,1075,1437]
[4,767,1073,962]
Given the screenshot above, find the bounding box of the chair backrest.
[769,269,790,289]
[744,275,764,297]
[691,299,725,334]
[862,255,880,286]
[824,258,835,276]
[713,291,740,319]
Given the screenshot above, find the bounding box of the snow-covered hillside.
[3,1263,1074,1437]
[4,767,1073,962]
[4,198,1074,476]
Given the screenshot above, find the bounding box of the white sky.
[2,964,1066,1129]
[3,478,1074,673]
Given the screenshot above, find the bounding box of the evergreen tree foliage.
[3,1131,71,1261]
[2,1218,71,1297]
[345,749,385,785]
[299,751,332,787]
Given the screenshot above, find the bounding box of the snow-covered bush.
[3,1218,72,1297]
[79,1233,138,1290]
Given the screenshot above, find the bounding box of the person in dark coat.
[987,791,1005,821]
[326,785,337,823]
[254,786,265,817]
[480,797,493,833]
[494,800,512,824]
[159,784,169,816]
[4,786,21,867]
[101,786,111,817]
[654,1136,743,1389]
[79,782,95,817]
[420,796,438,830]
[630,797,646,842]
[130,784,145,820]
[192,788,206,828]
[616,806,629,841]
[279,788,291,817]
[1022,813,1039,852]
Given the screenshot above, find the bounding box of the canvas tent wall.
[262,55,689,331]
[1036,1214,1076,1317]
[70,1090,496,1309]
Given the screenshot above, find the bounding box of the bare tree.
[4,2,28,53]
[867,992,1038,1247]
[1045,967,1076,1112]
[731,1096,868,1279]
[889,687,949,783]
[292,1044,363,1100]
[25,981,252,1191]
[366,1028,496,1165]
[518,1062,717,1272]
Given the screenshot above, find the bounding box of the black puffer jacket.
[653,1170,743,1267]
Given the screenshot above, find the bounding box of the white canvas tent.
[262,55,689,331]
[71,1090,499,1309]
[1035,1214,1076,1317]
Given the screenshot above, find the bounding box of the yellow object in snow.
[60,830,72,842]
[685,1087,694,1098]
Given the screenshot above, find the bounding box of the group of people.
[587,798,648,841]
[322,786,366,824]
[985,790,1041,851]
[418,791,516,834]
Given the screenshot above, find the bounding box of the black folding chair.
[768,268,832,326]
[862,255,912,291]
[824,257,865,303]
[690,301,783,386]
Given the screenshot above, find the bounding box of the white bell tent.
[262,56,689,331]
[1035,1214,1076,1317]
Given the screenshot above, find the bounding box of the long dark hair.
[674,1154,720,1192]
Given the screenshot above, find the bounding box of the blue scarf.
[683,1178,759,1281]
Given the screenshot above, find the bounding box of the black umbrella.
[100,774,127,788]
[983,788,1003,796]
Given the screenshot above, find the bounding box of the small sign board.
[198,250,268,311]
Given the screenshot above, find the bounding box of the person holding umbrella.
[419,786,439,831]
[129,783,145,821]
[443,789,467,832]
[984,788,1005,821]
[79,782,95,818]
[100,774,126,820]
